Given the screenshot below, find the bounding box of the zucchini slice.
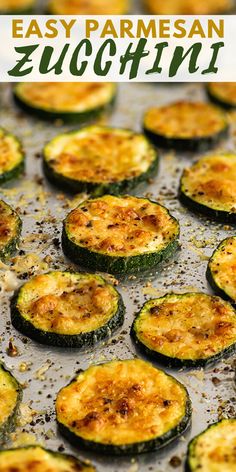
[144,0,233,14]
[43,126,158,195]
[0,363,22,442]
[186,419,236,472]
[207,237,236,303]
[0,200,22,261]
[131,292,236,368]
[207,83,236,110]
[13,83,116,124]
[143,101,228,152]
[0,0,35,13]
[180,153,236,223]
[0,445,96,472]
[11,271,124,348]
[48,0,129,14]
[56,358,191,455]
[0,128,24,184]
[62,195,180,275]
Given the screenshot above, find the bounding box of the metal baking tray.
[0,2,236,471]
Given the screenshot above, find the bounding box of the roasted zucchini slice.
[144,0,233,14]
[56,358,191,454]
[62,195,180,275]
[0,363,22,442]
[207,237,236,303]
[43,126,158,195]
[0,445,96,472]
[186,419,236,472]
[48,0,129,14]
[131,292,236,368]
[0,128,24,185]
[13,83,116,123]
[180,153,236,223]
[11,271,124,348]
[0,200,22,261]
[207,83,236,110]
[143,101,228,152]
[0,0,35,13]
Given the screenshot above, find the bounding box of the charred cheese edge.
[0,200,22,261]
[131,292,236,368]
[48,0,129,14]
[0,128,24,184]
[62,195,180,275]
[0,446,96,472]
[180,153,236,222]
[186,419,236,472]
[207,237,236,303]
[144,0,233,14]
[11,271,124,348]
[0,0,35,13]
[207,83,236,110]
[0,363,22,441]
[143,101,228,152]
[13,83,117,123]
[56,358,191,454]
[43,126,158,195]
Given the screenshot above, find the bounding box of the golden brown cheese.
[0,0,33,10]
[56,359,188,446]
[45,127,156,184]
[16,272,119,335]
[208,83,236,106]
[181,154,236,212]
[0,129,22,176]
[0,200,20,252]
[144,102,227,139]
[0,367,18,428]
[0,446,95,472]
[134,293,236,361]
[65,195,178,257]
[15,83,115,113]
[48,0,129,14]
[144,0,232,14]
[209,237,236,302]
[189,420,236,472]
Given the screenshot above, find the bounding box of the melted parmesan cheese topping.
[0,0,33,10]
[0,366,18,427]
[144,0,232,14]
[181,154,236,212]
[134,293,236,361]
[189,420,236,472]
[49,0,128,14]
[209,237,236,302]
[144,101,227,139]
[209,83,236,106]
[0,129,22,175]
[56,359,188,445]
[0,200,19,252]
[0,447,95,472]
[45,127,157,184]
[16,83,115,113]
[16,272,119,335]
[65,195,179,257]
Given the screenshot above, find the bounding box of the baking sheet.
[0,2,236,471]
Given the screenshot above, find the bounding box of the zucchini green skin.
[10,272,125,348]
[185,419,236,472]
[179,186,236,224]
[143,125,229,153]
[0,131,24,185]
[206,85,236,110]
[0,445,96,471]
[0,201,22,261]
[13,87,116,124]
[206,237,236,304]
[0,363,22,442]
